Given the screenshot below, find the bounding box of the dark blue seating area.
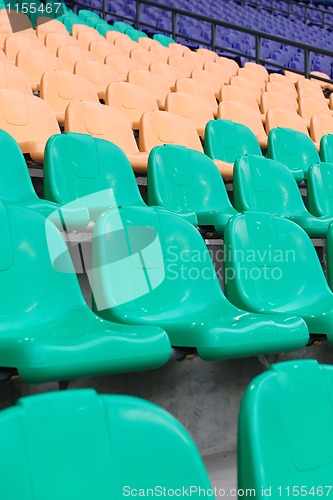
[83,0,333,76]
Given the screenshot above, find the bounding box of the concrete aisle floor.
[204,451,237,496]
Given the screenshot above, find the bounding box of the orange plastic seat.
[297,78,323,92]
[310,114,333,146]
[175,77,218,116]
[65,101,148,173]
[218,100,268,148]
[105,82,158,129]
[215,56,239,75]
[204,61,235,84]
[74,59,119,99]
[105,54,141,81]
[4,34,47,64]
[105,31,132,44]
[57,45,97,71]
[0,60,31,94]
[266,107,309,136]
[71,24,97,39]
[196,47,218,62]
[284,70,305,83]
[149,62,183,91]
[89,39,123,61]
[269,72,298,96]
[0,48,7,62]
[168,43,191,56]
[299,86,327,101]
[137,37,159,50]
[130,48,157,69]
[0,89,60,162]
[36,18,68,42]
[299,96,331,128]
[191,69,224,99]
[40,70,99,124]
[220,85,263,121]
[311,71,333,90]
[244,61,269,81]
[77,29,103,50]
[44,32,80,54]
[229,75,262,102]
[182,51,206,70]
[260,91,298,115]
[238,67,266,90]
[16,49,65,92]
[114,36,138,54]
[149,43,172,63]
[266,80,298,101]
[127,68,170,109]
[165,91,214,139]
[167,54,195,77]
[0,23,14,51]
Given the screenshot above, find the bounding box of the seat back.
[307,162,333,216]
[244,61,269,81]
[36,18,68,42]
[268,72,297,95]
[233,154,306,217]
[267,127,320,177]
[128,69,170,108]
[114,36,138,54]
[104,54,141,81]
[266,108,309,135]
[77,29,102,49]
[0,88,59,145]
[182,51,206,70]
[149,62,183,90]
[260,91,297,114]
[89,39,123,61]
[165,92,214,138]
[168,43,191,56]
[320,133,333,162]
[266,81,297,101]
[204,119,261,163]
[92,205,225,319]
[44,132,145,212]
[217,101,266,139]
[0,129,38,203]
[65,100,140,155]
[299,96,330,122]
[310,114,333,144]
[216,56,239,75]
[298,86,325,101]
[238,360,333,497]
[196,47,217,62]
[0,60,31,94]
[44,32,80,54]
[220,85,260,113]
[191,69,223,97]
[224,211,330,312]
[130,47,157,69]
[0,389,211,500]
[175,77,217,115]
[204,61,234,84]
[229,75,262,101]
[237,67,265,89]
[139,110,203,152]
[149,43,172,63]
[40,70,99,117]
[148,144,234,215]
[4,34,46,63]
[105,82,157,129]
[167,54,195,77]
[57,45,96,71]
[16,49,65,89]
[74,59,119,98]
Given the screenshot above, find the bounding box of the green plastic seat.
[204,119,262,167]
[92,205,308,360]
[63,14,85,33]
[85,15,101,28]
[307,162,333,217]
[113,21,133,33]
[267,127,320,182]
[153,33,175,46]
[44,132,146,220]
[233,154,333,237]
[96,22,116,36]
[326,221,333,291]
[320,133,333,162]
[0,202,170,382]
[224,211,333,341]
[238,359,333,498]
[78,9,100,21]
[0,129,89,230]
[147,144,238,232]
[0,389,211,499]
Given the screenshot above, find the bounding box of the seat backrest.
[267,127,320,176]
[89,39,122,60]
[36,18,68,41]
[229,75,262,101]
[204,119,261,163]
[224,211,330,312]
[40,70,98,119]
[44,32,80,54]
[130,47,156,69]
[238,360,333,497]
[127,69,170,107]
[266,108,309,135]
[16,49,65,88]
[266,81,297,101]
[0,60,31,94]
[4,33,46,63]
[285,69,305,83]
[44,132,145,210]
[196,47,217,62]
[297,78,322,92]
[57,45,96,71]
[175,77,217,115]
[0,129,38,203]
[216,56,239,75]
[191,69,223,97]
[220,85,260,113]
[260,91,297,114]
[139,110,203,152]
[168,42,191,56]
[320,133,333,162]
[269,72,297,94]
[237,67,265,89]
[244,61,269,81]
[74,59,119,97]
[307,162,333,216]
[105,30,131,44]
[149,43,172,63]
[298,86,325,101]
[182,51,206,70]
[165,92,214,135]
[104,54,141,81]
[217,101,266,138]
[105,82,158,128]
[65,100,140,155]
[167,54,194,77]
[148,144,234,215]
[310,114,333,144]
[233,154,306,217]
[0,88,59,144]
[76,28,103,49]
[149,62,183,89]
[299,96,330,122]
[204,61,234,84]
[0,389,212,499]
[114,36,138,54]
[92,205,226,318]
